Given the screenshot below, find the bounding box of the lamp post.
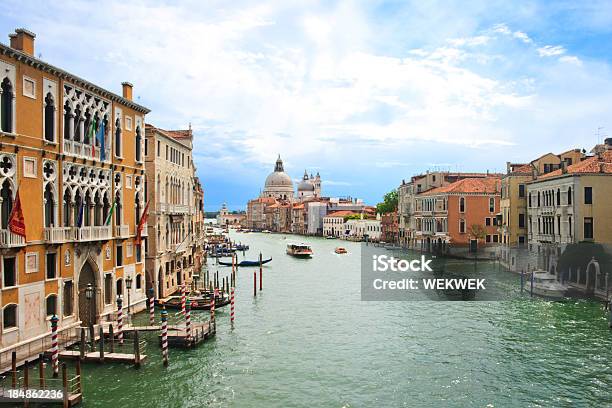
[125,276,133,321]
[85,283,94,326]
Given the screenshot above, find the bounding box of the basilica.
[261,155,321,201]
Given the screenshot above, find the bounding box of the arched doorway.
[78,261,97,327]
[586,261,598,295]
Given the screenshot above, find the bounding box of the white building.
[345,216,382,241]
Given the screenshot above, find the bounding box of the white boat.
[529,271,566,299]
[286,243,313,258]
[262,230,271,234]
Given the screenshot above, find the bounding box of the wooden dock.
[58,350,147,364]
[161,321,215,349]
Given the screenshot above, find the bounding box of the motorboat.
[286,243,313,258]
[334,247,347,254]
[529,270,567,299]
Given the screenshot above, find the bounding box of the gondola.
[217,257,272,267]
[156,292,230,310]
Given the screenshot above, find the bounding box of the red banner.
[8,189,26,238]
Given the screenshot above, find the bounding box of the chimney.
[561,161,567,174]
[9,28,36,56]
[121,82,133,101]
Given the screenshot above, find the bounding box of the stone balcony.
[158,203,191,214]
[0,229,26,248]
[115,225,130,238]
[63,140,111,163]
[44,226,75,244]
[76,226,112,241]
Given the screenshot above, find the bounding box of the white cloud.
[559,55,583,66]
[538,45,566,57]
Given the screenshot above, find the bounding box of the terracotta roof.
[420,177,500,195]
[292,204,304,209]
[326,210,358,217]
[512,164,532,173]
[166,129,193,139]
[539,151,612,179]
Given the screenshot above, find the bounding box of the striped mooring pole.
[148,288,155,325]
[210,288,216,329]
[117,296,124,345]
[50,314,59,378]
[181,284,186,316]
[230,287,235,327]
[161,307,169,367]
[185,298,192,342]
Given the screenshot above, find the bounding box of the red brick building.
[381,212,399,243]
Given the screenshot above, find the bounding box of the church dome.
[297,170,315,191]
[265,171,293,187]
[263,155,294,195]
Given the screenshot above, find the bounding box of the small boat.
[218,257,272,267]
[529,271,567,299]
[235,244,249,251]
[286,243,313,258]
[262,230,271,234]
[157,292,230,310]
[335,247,347,254]
[326,236,337,240]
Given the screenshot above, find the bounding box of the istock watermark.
[360,244,511,301]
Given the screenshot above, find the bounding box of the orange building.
[0,29,149,351]
[414,177,501,253]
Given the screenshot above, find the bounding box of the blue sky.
[2,1,612,210]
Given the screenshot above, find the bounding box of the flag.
[8,189,25,238]
[86,118,96,156]
[96,120,106,162]
[135,200,150,245]
[104,198,116,226]
[76,200,84,228]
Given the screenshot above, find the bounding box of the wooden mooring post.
[134,330,141,368]
[253,271,257,297]
[80,328,86,360]
[99,326,105,362]
[109,324,115,353]
[38,353,45,388]
[11,351,16,388]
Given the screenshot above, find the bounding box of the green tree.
[376,190,398,214]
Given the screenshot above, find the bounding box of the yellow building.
[0,29,149,351]
[499,149,584,271]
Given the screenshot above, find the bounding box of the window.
[44,184,55,227]
[3,257,16,287]
[114,118,121,157]
[46,252,57,279]
[584,187,592,204]
[46,295,57,316]
[518,213,525,228]
[136,243,142,263]
[3,304,16,329]
[104,274,112,304]
[493,217,498,226]
[518,184,525,198]
[584,217,593,240]
[157,141,160,157]
[556,189,561,206]
[569,216,572,236]
[486,234,491,243]
[144,139,148,157]
[557,216,561,235]
[489,197,495,213]
[22,76,36,98]
[492,234,499,243]
[485,218,491,226]
[166,145,168,160]
[116,279,123,297]
[518,236,525,245]
[459,219,466,233]
[63,280,74,316]
[116,243,123,267]
[44,93,55,142]
[135,126,142,162]
[1,78,14,133]
[459,197,465,213]
[568,187,572,205]
[537,192,541,207]
[136,274,142,290]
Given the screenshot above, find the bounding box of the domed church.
[261,155,322,201]
[262,155,295,200]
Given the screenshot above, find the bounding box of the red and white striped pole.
[50,314,59,378]
[148,288,155,326]
[185,298,192,343]
[181,284,186,316]
[161,308,169,367]
[117,296,124,345]
[230,287,235,327]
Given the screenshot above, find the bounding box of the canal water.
[78,232,612,407]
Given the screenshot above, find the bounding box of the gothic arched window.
[44,184,55,227]
[84,191,92,226]
[94,192,101,226]
[44,93,55,142]
[73,105,82,143]
[115,193,121,225]
[102,193,110,225]
[135,126,142,162]
[1,78,14,133]
[135,194,141,229]
[0,180,13,228]
[63,102,72,141]
[115,118,121,157]
[63,189,71,227]
[74,190,82,227]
